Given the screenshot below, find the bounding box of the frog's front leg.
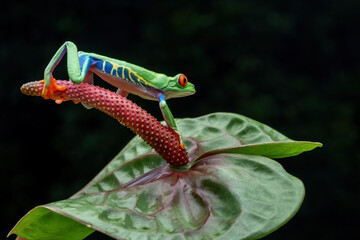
[158,94,185,149]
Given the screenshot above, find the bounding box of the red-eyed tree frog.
[41,41,195,149]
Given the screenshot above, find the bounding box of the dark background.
[1,0,359,239]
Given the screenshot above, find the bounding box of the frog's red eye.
[178,74,188,87]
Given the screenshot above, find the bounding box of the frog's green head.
[163,74,196,99]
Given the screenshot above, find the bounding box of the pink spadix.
[21,80,189,166]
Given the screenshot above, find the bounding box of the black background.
[1,0,359,239]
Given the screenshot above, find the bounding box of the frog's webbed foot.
[41,75,67,104]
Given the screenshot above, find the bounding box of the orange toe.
[41,76,67,103]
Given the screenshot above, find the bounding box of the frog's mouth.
[166,85,196,99]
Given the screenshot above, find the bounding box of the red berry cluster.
[21,80,189,166]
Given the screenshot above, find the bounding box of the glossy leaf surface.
[10,113,321,239]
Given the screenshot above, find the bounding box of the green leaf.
[11,154,304,240]
[10,112,320,239]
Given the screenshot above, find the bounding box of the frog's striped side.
[77,52,166,100]
[95,59,157,89]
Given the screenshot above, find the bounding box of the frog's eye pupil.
[179,74,188,87]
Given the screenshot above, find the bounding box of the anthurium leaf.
[11,154,304,240]
[11,112,319,239]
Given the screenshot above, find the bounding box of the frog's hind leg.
[42,41,91,100]
[43,41,84,87]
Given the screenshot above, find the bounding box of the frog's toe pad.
[41,77,67,103]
